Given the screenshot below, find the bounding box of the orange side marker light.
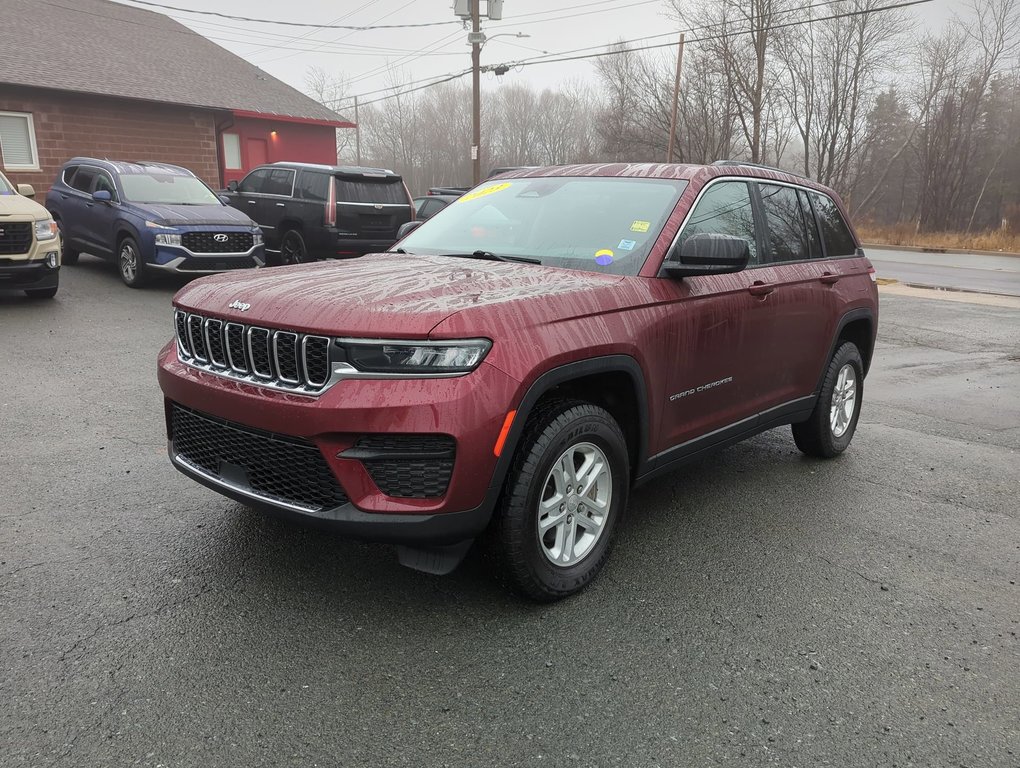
[493,410,517,457]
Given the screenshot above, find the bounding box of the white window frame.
[0,111,40,171]
[222,132,242,171]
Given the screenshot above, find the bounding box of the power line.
[345,0,933,108]
[119,0,460,30]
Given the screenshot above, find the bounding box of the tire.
[490,399,630,602]
[117,235,149,288]
[792,341,864,458]
[57,221,79,265]
[25,286,58,299]
[278,229,309,265]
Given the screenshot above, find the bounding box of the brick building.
[0,0,353,195]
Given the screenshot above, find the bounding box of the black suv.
[222,163,414,264]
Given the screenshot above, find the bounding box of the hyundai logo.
[213,233,229,243]
[228,300,251,312]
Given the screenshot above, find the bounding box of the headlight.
[155,233,182,246]
[35,219,57,241]
[253,231,264,246]
[341,338,491,374]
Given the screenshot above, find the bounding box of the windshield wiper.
[441,250,542,265]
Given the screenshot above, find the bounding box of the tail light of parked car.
[325,177,337,227]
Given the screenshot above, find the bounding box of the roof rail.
[710,160,806,179]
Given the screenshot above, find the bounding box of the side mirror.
[17,183,35,198]
[218,194,231,205]
[396,220,424,240]
[662,233,750,277]
[92,190,113,203]
[226,180,239,192]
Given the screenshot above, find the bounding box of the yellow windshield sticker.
[458,182,512,203]
[630,220,651,233]
[595,249,614,265]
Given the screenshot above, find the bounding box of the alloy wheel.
[537,441,613,567]
[120,241,138,282]
[830,363,857,438]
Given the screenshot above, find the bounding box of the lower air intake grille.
[355,434,456,499]
[172,404,348,511]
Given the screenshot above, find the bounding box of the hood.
[173,253,628,338]
[0,191,48,219]
[138,203,254,228]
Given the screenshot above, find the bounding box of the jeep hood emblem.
[228,300,251,311]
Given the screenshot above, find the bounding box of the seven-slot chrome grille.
[174,309,331,394]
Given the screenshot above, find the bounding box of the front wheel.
[491,400,629,601]
[792,341,864,458]
[118,236,149,288]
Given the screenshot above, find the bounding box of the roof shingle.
[2,0,349,124]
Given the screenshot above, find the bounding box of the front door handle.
[819,272,840,285]
[248,200,256,205]
[748,281,775,297]
[275,202,285,208]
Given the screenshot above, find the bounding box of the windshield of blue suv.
[396,176,688,275]
[119,173,222,206]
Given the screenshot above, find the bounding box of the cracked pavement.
[1,260,1018,767]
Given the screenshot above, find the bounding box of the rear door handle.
[819,272,840,285]
[247,200,256,205]
[748,281,775,297]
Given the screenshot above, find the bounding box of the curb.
[863,242,1020,259]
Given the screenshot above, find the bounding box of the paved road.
[867,246,1020,297]
[2,258,1018,768]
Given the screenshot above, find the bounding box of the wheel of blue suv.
[57,222,79,265]
[792,341,864,458]
[490,399,629,602]
[279,229,309,265]
[118,235,149,288]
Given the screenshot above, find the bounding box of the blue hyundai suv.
[46,159,264,288]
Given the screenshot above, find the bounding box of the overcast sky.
[114,0,961,116]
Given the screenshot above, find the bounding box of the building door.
[246,138,268,169]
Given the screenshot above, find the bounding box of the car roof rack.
[710,160,806,179]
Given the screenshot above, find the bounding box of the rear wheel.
[490,400,629,601]
[279,229,309,265]
[792,341,864,458]
[118,235,149,288]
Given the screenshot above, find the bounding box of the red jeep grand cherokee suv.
[157,162,878,600]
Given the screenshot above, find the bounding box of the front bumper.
[0,258,59,289]
[157,342,520,544]
[151,244,266,274]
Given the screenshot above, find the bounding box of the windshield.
[397,176,687,275]
[0,173,13,194]
[120,173,221,205]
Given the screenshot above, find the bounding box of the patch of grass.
[856,223,1020,253]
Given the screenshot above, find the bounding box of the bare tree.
[305,66,355,162]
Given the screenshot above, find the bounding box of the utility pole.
[471,0,482,185]
[665,32,686,164]
[354,95,361,166]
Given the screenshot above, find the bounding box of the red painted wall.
[0,85,220,195]
[220,117,338,185]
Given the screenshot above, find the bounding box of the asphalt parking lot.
[2,258,1018,768]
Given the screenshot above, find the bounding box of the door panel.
[255,169,296,245]
[246,138,268,167]
[81,172,120,255]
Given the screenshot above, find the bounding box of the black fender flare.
[815,308,876,393]
[481,355,650,513]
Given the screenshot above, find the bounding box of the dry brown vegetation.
[856,223,1020,253]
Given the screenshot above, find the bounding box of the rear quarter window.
[809,192,858,257]
[296,171,329,202]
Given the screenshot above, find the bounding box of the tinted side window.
[238,169,270,194]
[62,165,79,186]
[94,173,117,199]
[263,169,295,197]
[679,181,757,262]
[69,166,98,193]
[759,184,808,263]
[809,192,857,257]
[798,190,822,259]
[296,171,329,202]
